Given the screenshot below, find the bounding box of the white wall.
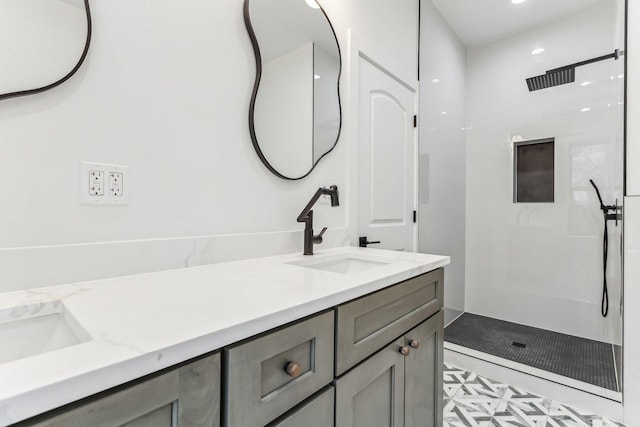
[418,0,467,319]
[0,0,87,94]
[624,197,640,424]
[627,0,640,196]
[624,0,640,422]
[465,0,625,344]
[255,43,314,177]
[0,0,418,293]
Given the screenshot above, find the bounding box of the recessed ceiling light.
[581,107,591,112]
[618,74,625,79]
[314,74,321,80]
[432,78,440,83]
[305,0,320,9]
[441,111,447,115]
[580,81,592,87]
[531,48,545,55]
[512,0,526,4]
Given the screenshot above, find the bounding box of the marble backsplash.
[0,228,350,293]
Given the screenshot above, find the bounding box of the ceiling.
[431,0,610,47]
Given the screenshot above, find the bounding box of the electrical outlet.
[109,172,123,197]
[81,162,130,205]
[89,170,104,196]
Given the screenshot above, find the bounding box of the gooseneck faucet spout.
[297,185,339,255]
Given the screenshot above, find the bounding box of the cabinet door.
[22,353,221,427]
[404,312,444,427]
[335,338,405,427]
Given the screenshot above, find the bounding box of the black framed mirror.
[244,0,342,180]
[0,0,92,101]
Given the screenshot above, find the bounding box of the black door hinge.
[413,115,417,128]
[413,210,417,223]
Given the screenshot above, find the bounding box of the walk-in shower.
[420,0,626,399]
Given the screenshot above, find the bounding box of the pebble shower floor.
[443,364,625,426]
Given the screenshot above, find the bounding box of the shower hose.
[600,213,609,318]
[590,179,614,318]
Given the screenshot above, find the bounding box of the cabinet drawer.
[225,311,334,427]
[20,353,221,427]
[336,268,443,375]
[270,387,334,427]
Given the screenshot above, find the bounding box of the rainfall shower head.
[526,50,621,92]
[526,67,575,91]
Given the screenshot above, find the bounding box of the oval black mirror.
[244,0,342,180]
[0,0,92,101]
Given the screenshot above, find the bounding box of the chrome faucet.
[297,185,339,255]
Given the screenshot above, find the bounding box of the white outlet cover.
[81,162,130,205]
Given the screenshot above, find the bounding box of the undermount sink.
[0,303,91,364]
[289,253,392,275]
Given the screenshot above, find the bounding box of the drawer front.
[21,353,220,427]
[270,387,334,427]
[336,268,443,375]
[225,311,334,427]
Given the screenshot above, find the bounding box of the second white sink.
[0,304,91,365]
[289,253,392,275]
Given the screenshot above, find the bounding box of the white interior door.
[357,56,417,252]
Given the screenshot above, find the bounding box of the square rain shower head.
[526,67,576,92]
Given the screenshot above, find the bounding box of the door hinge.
[413,115,417,128]
[413,210,417,223]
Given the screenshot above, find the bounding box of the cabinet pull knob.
[399,346,410,356]
[284,362,302,378]
[409,340,420,349]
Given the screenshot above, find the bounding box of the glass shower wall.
[464,0,625,347]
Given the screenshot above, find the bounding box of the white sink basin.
[289,253,392,275]
[0,303,91,364]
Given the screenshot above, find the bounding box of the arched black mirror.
[0,0,92,101]
[244,0,342,180]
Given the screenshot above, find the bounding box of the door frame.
[345,29,420,251]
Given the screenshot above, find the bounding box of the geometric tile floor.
[444,364,625,427]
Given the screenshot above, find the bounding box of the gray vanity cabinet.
[224,311,334,427]
[20,353,221,427]
[270,387,335,427]
[336,312,443,427]
[404,311,444,427]
[335,269,444,427]
[335,268,443,376]
[335,338,406,427]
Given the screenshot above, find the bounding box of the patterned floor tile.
[443,364,625,427]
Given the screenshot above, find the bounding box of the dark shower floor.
[444,313,621,392]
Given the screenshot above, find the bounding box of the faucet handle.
[313,227,328,244]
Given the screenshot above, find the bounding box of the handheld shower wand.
[589,180,622,318]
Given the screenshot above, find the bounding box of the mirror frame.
[243,0,342,180]
[0,0,92,101]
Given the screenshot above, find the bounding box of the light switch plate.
[81,162,130,205]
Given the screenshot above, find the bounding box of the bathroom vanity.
[0,247,448,427]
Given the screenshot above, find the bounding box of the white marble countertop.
[0,246,449,426]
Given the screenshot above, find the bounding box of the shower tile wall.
[419,0,467,318]
[465,0,625,345]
